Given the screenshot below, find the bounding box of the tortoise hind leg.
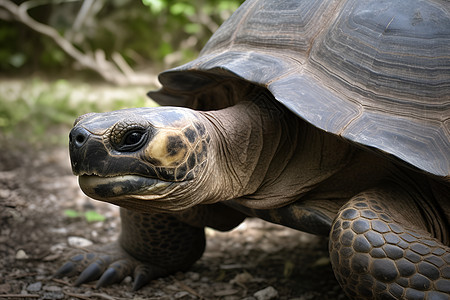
[329,185,450,299]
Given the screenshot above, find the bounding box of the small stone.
[67,236,93,248]
[43,253,60,261]
[15,249,29,259]
[230,272,253,285]
[174,291,190,298]
[26,282,42,292]
[43,285,62,292]
[254,286,279,300]
[42,286,64,300]
[187,272,200,281]
[165,284,179,291]
[42,291,64,300]
[313,256,331,267]
[49,227,68,234]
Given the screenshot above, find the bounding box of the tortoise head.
[69,107,209,211]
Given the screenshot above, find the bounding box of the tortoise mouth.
[78,174,174,200]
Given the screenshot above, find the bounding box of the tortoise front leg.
[329,185,450,299]
[56,203,246,290]
[56,209,206,290]
[55,208,205,290]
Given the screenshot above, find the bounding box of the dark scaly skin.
[57,211,205,290]
[330,184,450,299]
[56,203,245,290]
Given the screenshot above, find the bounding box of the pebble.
[49,227,68,234]
[41,285,64,300]
[174,291,191,298]
[26,282,42,292]
[187,272,200,281]
[230,271,253,284]
[313,256,331,267]
[15,249,29,259]
[43,285,62,292]
[50,243,66,252]
[67,236,93,248]
[254,286,279,300]
[42,291,64,300]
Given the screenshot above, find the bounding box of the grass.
[0,78,159,145]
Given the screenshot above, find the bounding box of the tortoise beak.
[69,126,108,176]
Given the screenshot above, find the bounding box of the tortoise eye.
[124,131,143,146]
[117,130,147,152]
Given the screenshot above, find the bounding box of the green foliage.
[0,0,244,75]
[84,210,107,222]
[0,79,157,144]
[140,0,243,64]
[63,209,80,218]
[64,209,106,222]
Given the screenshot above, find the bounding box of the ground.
[0,134,348,300]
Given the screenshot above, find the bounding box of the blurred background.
[0,0,244,144]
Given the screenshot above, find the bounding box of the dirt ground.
[0,133,348,300]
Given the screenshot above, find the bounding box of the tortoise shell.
[149,0,450,179]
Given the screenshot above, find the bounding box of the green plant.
[64,209,106,222]
[0,0,244,79]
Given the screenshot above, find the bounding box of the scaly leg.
[56,203,245,290]
[329,184,450,299]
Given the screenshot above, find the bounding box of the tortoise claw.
[96,259,133,288]
[56,245,166,290]
[54,253,87,278]
[54,261,77,278]
[96,267,122,288]
[132,264,166,291]
[132,272,151,291]
[74,259,109,286]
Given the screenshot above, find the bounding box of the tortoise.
[59,0,450,298]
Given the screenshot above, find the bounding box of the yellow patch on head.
[146,130,188,166]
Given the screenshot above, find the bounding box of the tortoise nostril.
[76,134,85,144]
[69,127,91,148]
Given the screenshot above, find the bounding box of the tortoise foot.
[55,242,168,290]
[330,187,450,299]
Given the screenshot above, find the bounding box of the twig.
[63,291,92,300]
[64,291,119,300]
[72,0,94,31]
[0,0,156,86]
[112,52,135,79]
[174,278,204,299]
[91,293,119,300]
[8,272,38,279]
[0,295,40,298]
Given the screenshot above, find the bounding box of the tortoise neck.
[199,91,298,201]
[199,91,357,208]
